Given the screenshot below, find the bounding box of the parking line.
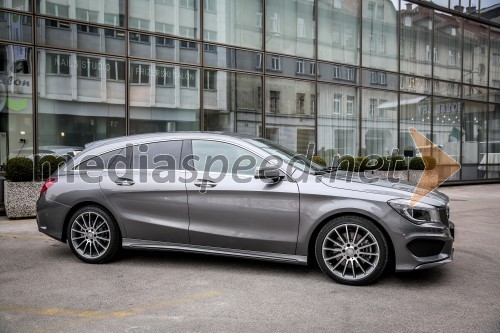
[0,233,49,240]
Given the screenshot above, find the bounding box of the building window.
[271,56,281,71]
[204,70,217,90]
[370,72,377,84]
[180,40,197,49]
[156,0,174,4]
[77,24,98,34]
[271,13,280,33]
[369,98,378,117]
[257,87,262,109]
[104,13,120,27]
[105,29,125,39]
[296,93,305,114]
[346,96,354,115]
[424,79,431,92]
[180,68,197,88]
[345,27,354,47]
[378,72,386,85]
[180,0,196,9]
[333,24,341,44]
[204,30,217,42]
[333,65,341,79]
[77,56,100,78]
[333,0,342,9]
[376,4,384,20]
[156,37,174,47]
[296,60,304,74]
[311,94,316,114]
[46,19,70,29]
[367,2,384,20]
[46,2,69,17]
[448,49,456,66]
[46,53,70,75]
[129,18,150,31]
[76,8,98,23]
[492,54,500,67]
[256,12,263,28]
[426,45,431,61]
[130,63,150,84]
[270,91,280,113]
[106,60,125,81]
[180,26,197,48]
[204,0,216,12]
[369,34,386,54]
[256,53,263,69]
[130,33,150,44]
[434,47,439,63]
[156,66,174,87]
[346,68,354,81]
[310,62,316,75]
[333,94,342,114]
[156,22,174,35]
[297,18,305,38]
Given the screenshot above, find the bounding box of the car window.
[76,148,126,171]
[132,141,182,170]
[191,140,262,176]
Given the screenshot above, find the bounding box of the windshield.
[245,138,324,174]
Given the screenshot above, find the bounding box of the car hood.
[320,171,449,207]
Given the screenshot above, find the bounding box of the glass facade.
[0,0,499,182]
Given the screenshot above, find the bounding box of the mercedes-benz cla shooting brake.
[37,133,455,285]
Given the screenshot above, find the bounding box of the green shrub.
[388,155,407,171]
[39,155,65,179]
[5,157,34,182]
[409,156,437,170]
[338,156,355,171]
[311,156,327,167]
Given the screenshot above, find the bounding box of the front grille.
[407,239,445,257]
[438,208,449,227]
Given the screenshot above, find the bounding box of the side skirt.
[122,238,308,265]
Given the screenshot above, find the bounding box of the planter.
[4,181,43,219]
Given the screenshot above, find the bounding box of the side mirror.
[254,165,284,183]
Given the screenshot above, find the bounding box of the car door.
[184,139,300,254]
[99,140,189,243]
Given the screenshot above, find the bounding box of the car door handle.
[115,178,135,186]
[194,179,217,188]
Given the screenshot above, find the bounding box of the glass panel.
[462,84,487,101]
[129,0,199,39]
[37,0,125,27]
[433,79,461,99]
[129,33,200,65]
[433,11,461,82]
[203,0,262,50]
[0,43,33,164]
[37,50,126,151]
[204,45,262,72]
[462,101,487,164]
[362,0,398,71]
[490,29,500,88]
[317,83,359,164]
[361,89,398,156]
[36,18,126,55]
[490,89,500,104]
[0,0,32,11]
[265,54,315,80]
[463,20,488,87]
[432,97,461,164]
[318,0,360,66]
[129,61,199,134]
[399,93,432,156]
[265,77,315,155]
[204,71,262,136]
[486,103,500,178]
[400,2,432,77]
[362,69,398,91]
[0,11,32,43]
[265,0,315,58]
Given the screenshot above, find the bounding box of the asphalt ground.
[0,184,499,333]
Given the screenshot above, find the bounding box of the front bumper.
[383,211,455,272]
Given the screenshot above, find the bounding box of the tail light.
[40,177,58,196]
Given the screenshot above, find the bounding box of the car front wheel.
[315,215,388,286]
[67,206,121,264]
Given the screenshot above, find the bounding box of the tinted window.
[132,141,182,170]
[77,148,126,171]
[191,140,262,175]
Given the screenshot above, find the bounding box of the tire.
[67,206,121,264]
[315,215,388,286]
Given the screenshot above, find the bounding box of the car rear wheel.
[67,206,121,264]
[315,215,388,286]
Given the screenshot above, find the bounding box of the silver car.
[37,132,454,285]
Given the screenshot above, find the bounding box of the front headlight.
[387,198,441,225]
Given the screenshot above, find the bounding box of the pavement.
[0,184,499,333]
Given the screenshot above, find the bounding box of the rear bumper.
[36,195,70,242]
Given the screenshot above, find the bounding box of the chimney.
[406,3,412,11]
[466,6,477,14]
[454,5,464,13]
